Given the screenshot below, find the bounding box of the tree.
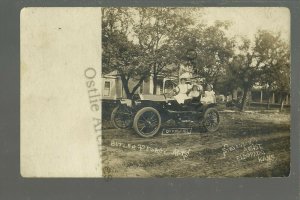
[276,61,290,111]
[133,8,195,94]
[174,21,235,88]
[102,8,201,97]
[226,30,290,111]
[102,8,151,99]
[253,30,290,110]
[196,21,235,87]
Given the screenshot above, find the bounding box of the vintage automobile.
[110,88,220,138]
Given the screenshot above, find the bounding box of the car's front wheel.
[133,107,161,138]
[203,107,220,132]
[111,105,133,129]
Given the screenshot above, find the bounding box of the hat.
[192,84,199,89]
[207,84,213,89]
[193,84,203,91]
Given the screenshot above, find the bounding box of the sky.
[197,7,290,42]
[124,7,290,45]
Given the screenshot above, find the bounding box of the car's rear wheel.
[203,107,220,132]
[133,107,161,138]
[111,105,133,129]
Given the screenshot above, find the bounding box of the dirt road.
[102,111,290,177]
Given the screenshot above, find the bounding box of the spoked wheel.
[111,105,133,129]
[203,107,220,132]
[133,107,161,138]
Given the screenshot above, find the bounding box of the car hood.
[139,94,166,102]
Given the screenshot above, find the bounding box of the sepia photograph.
[8,2,299,199]
[101,7,291,178]
[20,7,290,178]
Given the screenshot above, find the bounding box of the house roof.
[105,70,119,76]
[102,70,119,79]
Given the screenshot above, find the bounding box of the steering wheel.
[164,88,179,98]
[173,87,180,96]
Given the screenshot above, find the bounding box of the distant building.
[227,86,290,106]
[102,69,290,105]
[250,87,290,105]
[101,70,177,100]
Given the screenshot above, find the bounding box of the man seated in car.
[189,84,208,103]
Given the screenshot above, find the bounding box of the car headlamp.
[120,99,132,107]
[135,100,141,105]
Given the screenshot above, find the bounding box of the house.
[102,69,290,106]
[226,85,290,106]
[101,70,177,100]
[250,86,290,105]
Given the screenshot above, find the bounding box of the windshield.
[163,79,177,94]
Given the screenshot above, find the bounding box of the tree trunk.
[278,94,282,106]
[280,98,284,112]
[131,75,147,96]
[120,74,131,99]
[247,91,252,107]
[126,92,133,99]
[119,72,147,99]
[280,93,287,112]
[232,89,238,100]
[231,89,235,101]
[240,87,249,112]
[267,90,271,110]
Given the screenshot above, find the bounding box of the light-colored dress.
[174,84,192,104]
[188,90,200,98]
[201,90,216,104]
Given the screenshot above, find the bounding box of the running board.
[168,110,202,114]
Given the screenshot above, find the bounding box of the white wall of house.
[101,74,176,99]
[149,76,154,94]
[101,77,116,100]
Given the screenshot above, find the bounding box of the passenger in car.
[174,78,192,104]
[188,85,201,98]
[201,84,216,104]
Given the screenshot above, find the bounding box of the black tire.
[111,105,133,129]
[203,107,220,132]
[133,107,161,138]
